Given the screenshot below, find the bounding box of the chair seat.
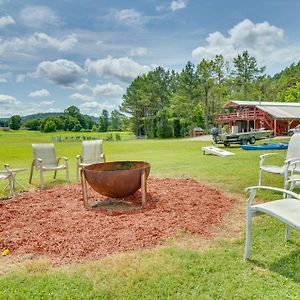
[40,165,66,171]
[260,165,285,174]
[252,198,300,230]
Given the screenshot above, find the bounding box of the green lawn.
[1,131,299,299]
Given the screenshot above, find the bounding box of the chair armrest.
[0,163,11,175]
[245,185,300,205]
[57,157,68,165]
[259,153,284,167]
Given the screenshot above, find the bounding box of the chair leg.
[40,169,44,190]
[258,169,262,186]
[76,162,80,182]
[285,225,291,241]
[66,160,70,183]
[244,205,252,260]
[54,170,57,179]
[29,160,34,183]
[8,175,14,196]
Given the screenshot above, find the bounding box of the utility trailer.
[212,129,273,147]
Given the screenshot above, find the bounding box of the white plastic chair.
[0,163,14,196]
[29,143,69,190]
[244,185,300,260]
[258,133,300,188]
[76,140,106,181]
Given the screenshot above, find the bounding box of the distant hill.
[21,112,64,122]
[0,112,99,124]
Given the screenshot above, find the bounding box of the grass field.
[1,131,300,299]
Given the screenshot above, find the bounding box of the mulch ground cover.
[0,178,235,263]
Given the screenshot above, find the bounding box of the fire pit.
[81,161,151,209]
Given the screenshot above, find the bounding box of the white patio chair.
[244,185,300,260]
[76,140,106,181]
[0,163,14,196]
[29,143,69,190]
[258,133,300,188]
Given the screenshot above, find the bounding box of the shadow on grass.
[251,240,300,283]
[269,245,300,283]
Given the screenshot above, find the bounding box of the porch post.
[274,119,277,136]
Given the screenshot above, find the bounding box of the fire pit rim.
[83,160,151,172]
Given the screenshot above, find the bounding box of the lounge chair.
[29,143,69,190]
[258,133,300,188]
[244,185,300,260]
[76,140,106,181]
[0,164,14,195]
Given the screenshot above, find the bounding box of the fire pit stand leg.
[141,169,147,207]
[81,169,90,209]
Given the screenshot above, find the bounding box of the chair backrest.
[82,140,103,164]
[286,133,300,160]
[32,143,57,168]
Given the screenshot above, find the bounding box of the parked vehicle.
[211,128,273,147]
[287,124,300,136]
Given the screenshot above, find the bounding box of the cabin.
[216,101,300,136]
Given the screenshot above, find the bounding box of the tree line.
[6,106,128,132]
[120,51,300,138]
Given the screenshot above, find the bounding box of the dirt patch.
[0,178,235,264]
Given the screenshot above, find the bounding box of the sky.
[0,0,300,118]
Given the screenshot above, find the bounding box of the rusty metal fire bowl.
[81,161,151,209]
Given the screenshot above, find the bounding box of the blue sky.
[0,0,300,118]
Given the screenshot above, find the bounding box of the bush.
[105,133,113,141]
[115,133,121,141]
[43,120,57,132]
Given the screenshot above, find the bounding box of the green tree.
[43,120,57,132]
[197,59,214,132]
[211,55,230,114]
[233,51,265,100]
[8,115,21,130]
[169,62,202,136]
[24,119,41,130]
[276,81,300,102]
[110,110,122,131]
[99,110,110,132]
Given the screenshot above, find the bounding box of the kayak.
[240,142,288,150]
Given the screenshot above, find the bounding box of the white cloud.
[16,74,26,83]
[39,100,55,106]
[19,5,60,28]
[130,47,148,57]
[113,9,144,26]
[0,77,7,83]
[34,59,84,87]
[79,101,115,115]
[92,83,124,97]
[0,94,22,117]
[0,33,77,57]
[0,94,18,105]
[70,92,94,102]
[170,0,187,11]
[28,33,78,51]
[85,56,151,82]
[191,19,296,73]
[28,89,50,97]
[0,15,15,28]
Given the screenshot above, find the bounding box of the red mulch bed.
[0,178,235,263]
